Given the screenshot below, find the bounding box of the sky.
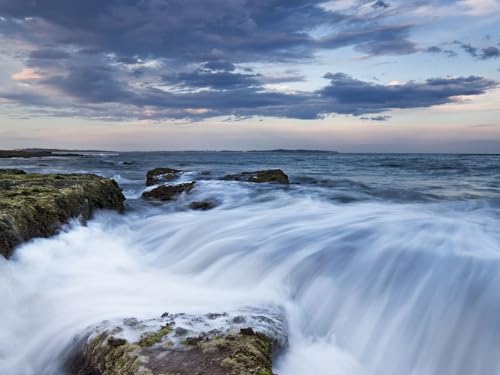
[0,0,499,152]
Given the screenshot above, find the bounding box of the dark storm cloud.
[426,46,458,58]
[29,49,70,60]
[0,0,417,63]
[455,41,500,60]
[163,68,261,90]
[319,25,418,55]
[3,67,495,121]
[372,1,390,9]
[0,0,497,121]
[319,73,497,115]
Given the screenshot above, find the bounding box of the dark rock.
[240,327,255,336]
[142,182,195,201]
[189,200,217,211]
[0,169,26,175]
[175,327,189,336]
[146,167,182,186]
[233,316,246,324]
[0,171,125,258]
[68,311,286,375]
[223,169,289,184]
[107,337,127,348]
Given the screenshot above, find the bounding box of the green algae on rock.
[69,312,286,375]
[0,170,125,258]
[142,182,195,201]
[223,170,289,185]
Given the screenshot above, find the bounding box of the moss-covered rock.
[223,170,289,185]
[142,182,195,201]
[69,311,287,375]
[0,170,125,258]
[145,167,182,186]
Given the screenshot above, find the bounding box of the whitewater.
[1,152,500,375]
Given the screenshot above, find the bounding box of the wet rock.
[146,167,182,186]
[68,311,287,375]
[142,182,195,201]
[189,200,217,211]
[223,169,289,184]
[0,171,125,258]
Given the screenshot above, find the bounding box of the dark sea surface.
[1,151,500,375]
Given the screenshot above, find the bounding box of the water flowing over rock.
[189,200,217,211]
[0,170,125,258]
[142,182,196,201]
[223,170,289,184]
[146,168,183,186]
[68,310,287,375]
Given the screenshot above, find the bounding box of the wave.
[1,185,500,374]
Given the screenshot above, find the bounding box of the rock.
[223,169,289,184]
[146,167,183,186]
[0,171,125,258]
[68,311,287,375]
[142,182,195,201]
[189,200,217,211]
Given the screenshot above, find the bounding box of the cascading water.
[1,152,500,375]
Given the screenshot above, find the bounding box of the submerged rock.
[223,170,289,185]
[142,182,195,201]
[189,200,217,211]
[68,311,286,375]
[0,170,125,258]
[146,167,183,186]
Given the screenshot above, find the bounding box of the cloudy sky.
[0,0,499,152]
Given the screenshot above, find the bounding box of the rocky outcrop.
[223,170,289,185]
[142,182,195,201]
[68,311,287,375]
[189,200,217,211]
[0,170,125,258]
[146,167,183,186]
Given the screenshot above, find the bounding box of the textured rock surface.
[142,182,195,201]
[223,170,289,185]
[69,311,287,375]
[0,170,125,258]
[146,167,183,186]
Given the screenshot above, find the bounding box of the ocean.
[1,151,500,375]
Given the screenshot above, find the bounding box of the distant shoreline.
[2,149,500,156]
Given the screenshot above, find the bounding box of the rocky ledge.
[0,169,125,258]
[223,170,289,185]
[68,310,287,375]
